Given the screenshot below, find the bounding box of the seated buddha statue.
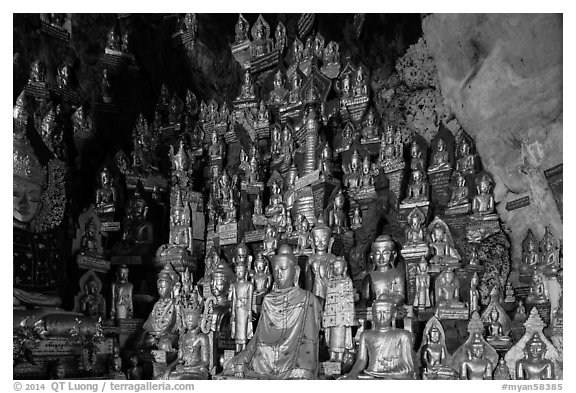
[250,15,273,58]
[486,308,512,348]
[428,138,451,172]
[360,157,374,188]
[471,173,496,218]
[525,272,549,305]
[459,335,493,380]
[351,207,362,230]
[447,171,469,208]
[264,182,287,233]
[159,293,210,380]
[402,169,428,205]
[239,71,256,101]
[114,187,154,256]
[142,264,180,349]
[405,207,427,246]
[515,333,555,380]
[294,214,311,254]
[262,225,279,256]
[321,41,340,79]
[540,227,560,276]
[361,235,405,307]
[79,218,102,258]
[344,150,362,190]
[409,141,425,171]
[328,190,348,235]
[223,245,322,379]
[456,139,477,176]
[268,69,288,105]
[353,66,369,98]
[361,108,381,144]
[435,268,466,309]
[79,275,106,318]
[519,230,541,278]
[343,299,415,379]
[428,219,461,266]
[287,72,303,104]
[420,317,457,379]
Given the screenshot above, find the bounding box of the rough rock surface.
[422,14,562,265]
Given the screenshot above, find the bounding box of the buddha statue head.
[350,150,361,173]
[362,156,371,175]
[469,335,486,359]
[100,166,113,188]
[235,239,250,266]
[311,216,332,253]
[254,253,268,274]
[437,138,447,152]
[371,235,397,270]
[331,256,347,278]
[334,189,345,210]
[210,260,234,299]
[13,120,46,227]
[525,333,547,360]
[273,70,284,89]
[458,139,471,158]
[157,264,178,299]
[29,59,46,83]
[182,294,203,331]
[476,173,493,195]
[234,260,248,281]
[411,169,424,184]
[117,264,129,283]
[410,140,421,159]
[271,244,299,289]
[431,223,447,242]
[372,298,395,329]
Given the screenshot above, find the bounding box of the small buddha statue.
[469,272,480,314]
[28,59,46,84]
[344,150,362,190]
[115,187,154,256]
[435,268,466,309]
[321,41,340,79]
[159,293,210,380]
[405,207,427,246]
[447,171,469,208]
[428,219,461,266]
[340,73,353,104]
[230,260,254,353]
[459,335,493,380]
[262,225,278,256]
[56,61,73,90]
[428,138,451,172]
[111,265,133,321]
[295,214,311,254]
[516,333,555,380]
[208,130,224,160]
[409,140,425,171]
[420,318,457,379]
[514,301,527,322]
[203,260,234,333]
[351,207,362,230]
[360,156,374,188]
[338,122,355,153]
[101,68,114,104]
[142,264,179,349]
[540,227,560,276]
[268,70,288,104]
[251,253,272,314]
[486,308,512,347]
[361,108,381,143]
[504,281,516,303]
[471,173,496,217]
[274,22,286,52]
[264,183,287,233]
[107,349,127,379]
[79,218,101,257]
[307,218,336,303]
[456,139,477,176]
[199,246,220,299]
[80,275,106,318]
[318,143,334,180]
[250,15,273,58]
[253,194,263,215]
[494,357,512,380]
[361,235,405,307]
[95,166,117,219]
[246,156,260,184]
[329,190,348,235]
[344,299,415,379]
[520,230,541,278]
[378,125,404,171]
[288,72,303,104]
[402,169,428,204]
[525,272,549,305]
[323,257,355,363]
[233,14,249,45]
[353,66,368,98]
[413,256,431,310]
[239,71,256,101]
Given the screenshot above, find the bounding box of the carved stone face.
[13,178,43,224]
[351,159,360,173]
[272,256,297,290]
[444,270,455,284]
[479,179,490,194]
[312,230,330,252]
[86,278,99,295]
[432,226,445,242]
[412,170,422,183]
[157,279,173,299]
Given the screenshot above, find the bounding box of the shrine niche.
[13,13,562,382]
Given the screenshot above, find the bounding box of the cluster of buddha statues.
[13,14,562,382]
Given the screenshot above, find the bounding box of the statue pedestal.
[346,96,369,123]
[77,254,110,273]
[513,285,531,300]
[401,244,429,260]
[110,255,142,265]
[279,102,303,125]
[436,307,469,320]
[40,20,70,42]
[94,101,120,114]
[153,251,196,274]
[100,221,121,232]
[445,203,471,216]
[428,168,452,206]
[218,223,238,246]
[251,50,281,75]
[320,361,342,377]
[295,187,316,226]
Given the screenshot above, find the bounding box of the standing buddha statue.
[230,259,254,353]
[307,217,336,303]
[111,265,134,321]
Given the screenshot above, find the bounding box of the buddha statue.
[78,218,102,258]
[234,240,252,270]
[540,227,560,276]
[469,272,480,314]
[111,265,133,321]
[340,73,353,104]
[223,244,322,379]
[361,235,405,307]
[79,275,106,318]
[493,357,512,380]
[233,14,250,46]
[361,107,381,143]
[251,253,272,314]
[250,15,273,58]
[307,218,336,303]
[456,139,477,176]
[323,257,355,363]
[203,260,234,333]
[56,60,73,90]
[413,256,431,310]
[514,301,527,322]
[420,317,457,379]
[459,335,493,380]
[409,140,425,171]
[337,122,354,153]
[504,281,516,303]
[428,138,451,173]
[486,308,513,348]
[516,333,555,380]
[142,264,180,349]
[318,143,334,180]
[321,41,340,79]
[246,155,260,185]
[344,150,362,190]
[360,156,375,188]
[264,183,287,233]
[199,246,220,299]
[471,173,496,217]
[435,267,466,309]
[95,166,118,220]
[262,225,278,256]
[428,218,461,267]
[28,59,47,84]
[107,348,127,379]
[351,207,362,230]
[353,66,369,98]
[447,171,469,208]
[208,130,225,161]
[405,207,427,246]
[230,260,254,353]
[525,272,549,305]
[295,214,311,254]
[288,71,303,104]
[344,299,415,379]
[274,22,286,52]
[520,229,541,278]
[402,169,428,205]
[268,70,288,104]
[239,71,256,101]
[378,125,405,171]
[115,187,154,256]
[329,190,348,235]
[159,292,210,380]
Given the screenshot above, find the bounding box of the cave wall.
[422,14,563,267]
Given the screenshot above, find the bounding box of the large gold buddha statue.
[223,244,322,379]
[361,235,405,307]
[343,299,415,379]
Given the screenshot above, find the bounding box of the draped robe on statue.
[360,328,415,379]
[225,286,321,379]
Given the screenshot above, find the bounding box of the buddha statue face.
[301,217,310,231]
[412,170,423,183]
[429,327,441,344]
[86,277,99,295]
[235,264,247,280]
[112,356,122,372]
[157,278,173,299]
[478,177,491,194]
[432,226,446,242]
[118,266,129,282]
[362,159,370,175]
[274,71,283,88]
[101,168,112,187]
[490,308,500,322]
[351,158,360,173]
[418,260,428,273]
[210,273,229,298]
[372,301,394,328]
[444,270,455,284]
[272,253,298,290]
[184,309,201,330]
[342,75,351,94]
[437,138,446,152]
[470,342,485,359]
[527,334,546,359]
[312,228,330,252]
[254,257,266,273]
[14,178,43,224]
[411,143,421,158]
[459,140,470,157]
[409,215,421,229]
[371,239,396,269]
[332,258,346,277]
